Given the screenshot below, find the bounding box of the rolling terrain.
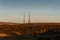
[0,22,60,35]
[0,22,60,40]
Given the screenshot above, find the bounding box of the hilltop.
[0,22,20,25]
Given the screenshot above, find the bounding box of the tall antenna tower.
[28,11,31,23]
[23,12,25,24]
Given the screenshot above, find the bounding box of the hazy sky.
[0,0,60,23]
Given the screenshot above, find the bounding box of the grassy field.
[0,23,60,40]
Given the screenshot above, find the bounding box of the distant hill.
[0,22,20,25]
[0,22,60,25]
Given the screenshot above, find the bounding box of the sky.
[0,0,60,23]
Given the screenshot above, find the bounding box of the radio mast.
[23,12,25,24]
[28,11,31,23]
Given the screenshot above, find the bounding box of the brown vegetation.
[0,22,60,35]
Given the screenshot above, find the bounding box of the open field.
[0,22,60,40]
[0,22,60,35]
